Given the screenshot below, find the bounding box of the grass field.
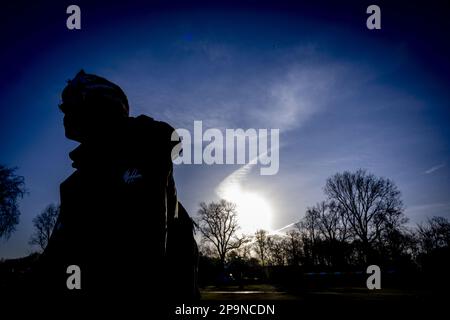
[200,283,432,302]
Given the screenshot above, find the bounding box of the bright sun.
[221,184,272,235]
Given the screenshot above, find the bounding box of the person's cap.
[60,70,129,116]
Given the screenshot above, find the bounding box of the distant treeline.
[197,170,450,290]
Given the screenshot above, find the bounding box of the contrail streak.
[269,222,298,235]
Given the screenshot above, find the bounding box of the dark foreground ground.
[166,284,446,319]
[200,283,430,301]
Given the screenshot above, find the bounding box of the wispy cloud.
[407,202,450,213]
[205,46,349,223]
[259,63,340,131]
[406,202,450,222]
[424,163,446,174]
[115,41,348,133]
[216,161,256,198]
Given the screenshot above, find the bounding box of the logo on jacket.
[123,168,143,184]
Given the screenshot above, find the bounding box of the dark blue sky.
[1,0,449,258]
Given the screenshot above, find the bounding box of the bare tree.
[301,201,349,243]
[231,242,253,261]
[324,169,406,261]
[198,241,218,258]
[284,230,303,266]
[197,199,248,267]
[29,204,60,251]
[417,216,450,254]
[254,229,269,266]
[296,210,319,266]
[0,165,26,240]
[298,206,320,242]
[267,235,286,266]
[298,201,353,267]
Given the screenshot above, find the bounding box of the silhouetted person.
[35,70,198,310]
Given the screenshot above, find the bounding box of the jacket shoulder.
[135,115,175,135]
[133,115,178,147]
